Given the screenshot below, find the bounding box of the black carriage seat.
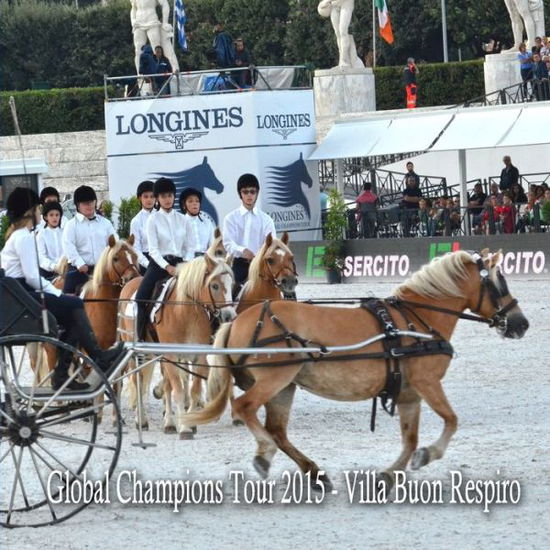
[0,269,58,338]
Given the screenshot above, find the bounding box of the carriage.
[0,247,528,528]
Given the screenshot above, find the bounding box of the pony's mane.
[175,255,232,302]
[247,238,292,287]
[394,250,475,299]
[84,240,132,295]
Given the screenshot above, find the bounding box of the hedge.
[0,59,484,135]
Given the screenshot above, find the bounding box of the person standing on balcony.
[499,156,520,191]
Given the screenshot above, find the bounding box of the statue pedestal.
[484,53,522,96]
[314,68,376,119]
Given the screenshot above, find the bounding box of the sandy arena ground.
[2,278,549,550]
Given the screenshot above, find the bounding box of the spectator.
[532,36,543,55]
[404,57,419,109]
[418,198,435,236]
[541,37,550,57]
[234,37,252,87]
[154,45,172,95]
[444,196,461,235]
[510,182,528,204]
[481,196,500,234]
[400,175,422,237]
[467,182,487,231]
[402,161,420,186]
[517,43,533,98]
[212,22,235,68]
[139,44,158,95]
[499,156,519,191]
[355,182,378,238]
[485,182,504,206]
[499,193,516,234]
[532,52,549,100]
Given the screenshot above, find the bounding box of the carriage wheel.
[0,334,122,528]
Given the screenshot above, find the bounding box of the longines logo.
[115,107,243,149]
[256,113,311,140]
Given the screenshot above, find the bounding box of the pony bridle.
[112,260,140,287]
[471,253,518,333]
[262,256,298,299]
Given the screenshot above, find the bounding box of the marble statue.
[503,0,546,50]
[317,0,364,69]
[131,0,179,73]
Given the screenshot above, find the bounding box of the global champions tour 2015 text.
[46,469,521,513]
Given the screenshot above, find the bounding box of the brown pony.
[236,232,297,314]
[118,247,235,437]
[183,250,529,489]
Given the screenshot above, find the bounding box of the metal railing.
[340,202,548,240]
[104,65,312,101]
[458,78,550,108]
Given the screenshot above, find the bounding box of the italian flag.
[375,0,394,44]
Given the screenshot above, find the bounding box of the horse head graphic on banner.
[266,153,313,219]
[154,156,224,224]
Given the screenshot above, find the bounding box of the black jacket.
[499,165,519,191]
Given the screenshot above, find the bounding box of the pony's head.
[248,232,298,298]
[206,227,226,259]
[466,249,528,339]
[175,254,236,322]
[395,249,528,339]
[88,235,140,292]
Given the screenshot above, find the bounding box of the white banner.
[105,90,320,240]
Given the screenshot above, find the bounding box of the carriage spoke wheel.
[0,335,122,528]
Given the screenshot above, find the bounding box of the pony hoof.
[411,448,430,470]
[232,419,244,427]
[313,472,333,493]
[191,426,197,434]
[253,456,270,479]
[376,471,394,491]
[179,431,194,440]
[135,422,149,431]
[163,426,176,434]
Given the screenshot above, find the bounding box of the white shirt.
[146,208,194,270]
[37,225,64,272]
[130,208,153,268]
[1,228,62,296]
[62,212,117,268]
[223,205,276,257]
[185,213,215,260]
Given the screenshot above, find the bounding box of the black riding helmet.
[74,185,97,204]
[237,173,259,197]
[39,186,60,204]
[6,187,40,223]
[136,180,154,197]
[179,187,202,213]
[42,201,63,219]
[153,177,176,197]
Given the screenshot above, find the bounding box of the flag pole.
[372,0,377,68]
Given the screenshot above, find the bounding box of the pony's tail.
[182,322,234,426]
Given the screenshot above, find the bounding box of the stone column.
[484,52,522,96]
[314,67,376,119]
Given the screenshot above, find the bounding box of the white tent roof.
[496,104,550,148]
[309,119,390,160]
[308,102,550,160]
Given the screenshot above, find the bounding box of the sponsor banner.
[105,90,320,239]
[293,234,550,284]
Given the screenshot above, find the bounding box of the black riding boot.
[52,347,91,391]
[71,308,125,375]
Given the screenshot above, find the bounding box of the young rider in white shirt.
[39,186,68,229]
[179,187,215,260]
[37,201,65,280]
[135,178,194,340]
[1,188,124,391]
[130,180,155,275]
[62,185,117,294]
[223,173,276,296]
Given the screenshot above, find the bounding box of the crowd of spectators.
[517,37,550,101]
[349,158,550,239]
